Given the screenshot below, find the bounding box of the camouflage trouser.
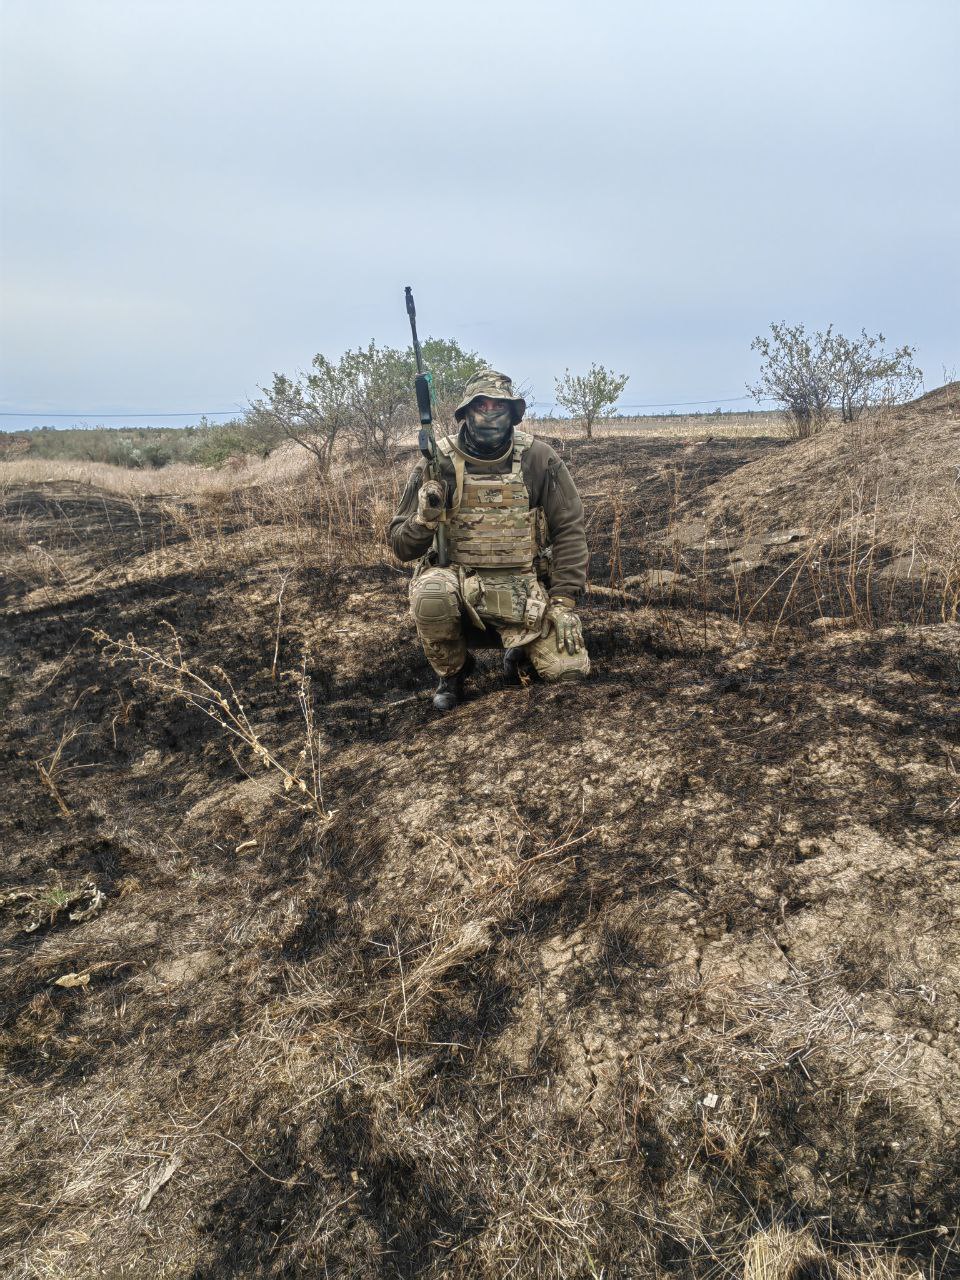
[409,566,591,682]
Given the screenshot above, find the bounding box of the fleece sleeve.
[532,445,589,598]
[386,462,440,563]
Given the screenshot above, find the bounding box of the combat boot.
[433,654,475,712]
[502,646,530,684]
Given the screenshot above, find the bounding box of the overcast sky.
[1,0,958,428]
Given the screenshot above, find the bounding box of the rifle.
[404,285,448,567]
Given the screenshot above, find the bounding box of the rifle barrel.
[404,285,424,374]
[404,285,447,566]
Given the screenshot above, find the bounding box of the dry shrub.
[92,623,334,817]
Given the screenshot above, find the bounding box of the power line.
[616,395,770,409]
[1,393,777,419]
[0,409,241,418]
[535,394,775,412]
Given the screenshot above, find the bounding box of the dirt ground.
[1,409,958,1278]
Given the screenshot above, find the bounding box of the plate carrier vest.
[436,431,537,571]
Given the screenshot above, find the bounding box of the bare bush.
[748,322,837,438]
[749,323,922,437]
[832,328,922,421]
[91,624,334,818]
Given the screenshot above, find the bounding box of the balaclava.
[462,401,514,457]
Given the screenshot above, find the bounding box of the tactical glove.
[544,595,584,655]
[415,479,446,529]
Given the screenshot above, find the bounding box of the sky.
[1,0,958,428]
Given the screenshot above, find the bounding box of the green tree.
[554,363,629,438]
[414,337,487,427]
[337,341,414,464]
[247,354,353,474]
[249,337,490,471]
[186,417,256,467]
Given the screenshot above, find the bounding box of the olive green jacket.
[387,429,589,599]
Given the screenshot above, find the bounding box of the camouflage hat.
[454,369,526,424]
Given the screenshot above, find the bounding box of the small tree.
[747,323,836,438]
[340,341,413,465]
[554,363,629,438]
[249,337,492,471]
[830,329,921,421]
[247,354,352,474]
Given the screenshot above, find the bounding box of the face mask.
[464,406,513,455]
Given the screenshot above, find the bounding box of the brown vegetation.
[1,396,958,1277]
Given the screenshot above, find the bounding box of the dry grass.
[0,410,787,501]
[0,457,405,622]
[3,408,957,664]
[742,1225,928,1279]
[532,410,792,440]
[91,624,335,818]
[0,439,315,496]
[2,405,959,1277]
[578,404,960,629]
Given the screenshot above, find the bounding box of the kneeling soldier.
[388,369,591,711]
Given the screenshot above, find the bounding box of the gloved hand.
[544,595,584,655]
[415,479,446,529]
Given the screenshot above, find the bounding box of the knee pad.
[531,643,591,683]
[410,574,461,639]
[551,668,588,684]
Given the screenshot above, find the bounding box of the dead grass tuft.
[743,1225,929,1280]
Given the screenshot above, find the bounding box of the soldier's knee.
[549,667,589,684]
[529,642,591,683]
[410,569,462,639]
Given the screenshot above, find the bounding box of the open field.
[0,444,311,497]
[0,411,792,485]
[1,392,958,1278]
[528,411,791,441]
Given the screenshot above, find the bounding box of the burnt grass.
[1,434,959,1278]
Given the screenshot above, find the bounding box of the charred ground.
[1,413,958,1278]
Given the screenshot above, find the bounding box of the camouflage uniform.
[388,370,590,685]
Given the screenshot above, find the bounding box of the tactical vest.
[436,431,537,571]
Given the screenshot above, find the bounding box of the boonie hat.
[454,369,527,424]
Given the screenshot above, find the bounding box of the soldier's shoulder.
[519,434,562,466]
